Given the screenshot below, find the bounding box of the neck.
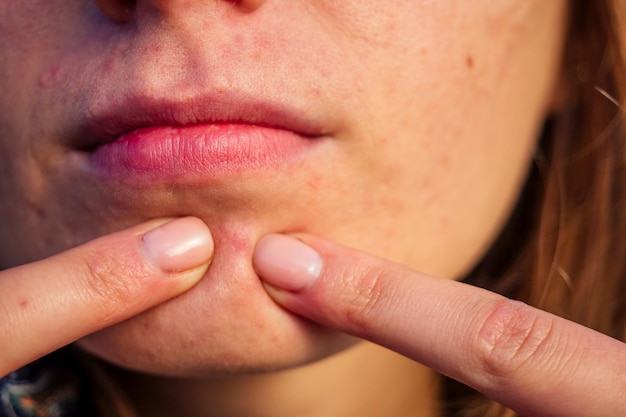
[108,342,440,417]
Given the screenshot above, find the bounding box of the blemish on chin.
[211,223,254,256]
[227,230,251,254]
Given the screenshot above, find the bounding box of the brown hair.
[444,1,626,415]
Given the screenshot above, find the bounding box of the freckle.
[105,59,117,73]
[39,66,59,88]
[466,55,474,69]
[440,154,451,169]
[308,84,322,97]
[39,75,49,87]
[306,178,319,192]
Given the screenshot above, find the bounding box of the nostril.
[225,0,266,13]
[93,0,136,24]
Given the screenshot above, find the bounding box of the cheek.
[0,3,108,267]
[338,115,537,281]
[329,2,566,278]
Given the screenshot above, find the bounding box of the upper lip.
[72,91,330,151]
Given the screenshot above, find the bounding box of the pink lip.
[76,94,329,182]
[88,123,316,180]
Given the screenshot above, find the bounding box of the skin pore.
[0,1,566,416]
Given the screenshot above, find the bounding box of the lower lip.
[87,124,318,181]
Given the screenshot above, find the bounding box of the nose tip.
[93,0,266,24]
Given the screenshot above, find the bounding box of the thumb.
[253,233,626,417]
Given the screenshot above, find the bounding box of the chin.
[75,227,356,377]
[76,311,356,377]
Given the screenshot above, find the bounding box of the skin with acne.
[0,5,568,417]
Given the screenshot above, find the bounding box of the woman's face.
[0,1,566,375]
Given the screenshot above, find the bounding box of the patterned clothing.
[0,350,98,417]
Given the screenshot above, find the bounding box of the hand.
[253,234,626,417]
[0,217,213,378]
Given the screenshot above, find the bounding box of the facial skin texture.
[0,1,566,376]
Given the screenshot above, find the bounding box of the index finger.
[0,217,213,377]
[253,234,626,417]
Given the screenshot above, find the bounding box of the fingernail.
[253,234,323,291]
[141,217,214,273]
